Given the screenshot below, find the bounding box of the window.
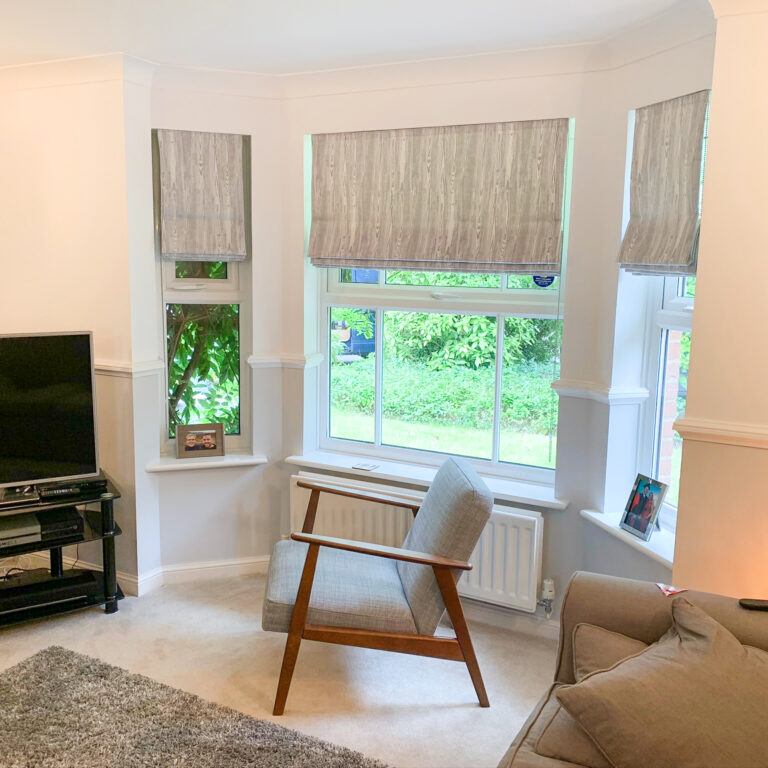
[161,260,250,448]
[322,272,563,479]
[639,276,693,530]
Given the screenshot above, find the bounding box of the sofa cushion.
[262,539,417,634]
[572,623,647,681]
[496,684,611,768]
[557,598,768,768]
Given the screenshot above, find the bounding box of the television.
[0,332,99,488]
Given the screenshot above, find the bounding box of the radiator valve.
[538,578,555,617]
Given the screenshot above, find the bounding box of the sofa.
[497,571,768,768]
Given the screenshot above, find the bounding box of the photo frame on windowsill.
[620,473,668,541]
[176,423,225,459]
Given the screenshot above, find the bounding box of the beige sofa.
[498,571,768,768]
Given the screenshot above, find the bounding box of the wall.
[674,0,768,598]
[279,27,715,608]
[149,68,289,574]
[0,55,140,575]
[0,8,720,610]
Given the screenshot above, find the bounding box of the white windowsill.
[580,509,674,568]
[285,450,567,510]
[146,453,268,473]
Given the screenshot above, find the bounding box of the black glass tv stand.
[0,475,122,628]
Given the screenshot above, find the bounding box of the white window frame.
[637,276,693,530]
[316,270,565,484]
[161,259,252,456]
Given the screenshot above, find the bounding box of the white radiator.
[289,472,543,613]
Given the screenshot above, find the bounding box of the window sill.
[146,453,268,473]
[285,450,567,510]
[580,509,674,568]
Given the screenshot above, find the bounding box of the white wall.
[674,1,768,598]
[0,55,140,575]
[279,28,715,606]
[0,10,722,609]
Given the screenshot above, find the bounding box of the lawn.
[330,407,556,468]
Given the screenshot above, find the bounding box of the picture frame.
[176,423,225,459]
[620,473,668,541]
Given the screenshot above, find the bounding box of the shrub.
[331,357,557,434]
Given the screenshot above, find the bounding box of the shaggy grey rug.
[0,646,387,768]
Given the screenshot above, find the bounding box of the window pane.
[382,312,495,459]
[683,277,696,298]
[175,261,228,279]
[386,271,501,288]
[506,275,559,290]
[340,269,379,284]
[655,330,690,509]
[329,307,376,443]
[166,303,240,438]
[499,318,560,468]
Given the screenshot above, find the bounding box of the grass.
[330,407,556,468]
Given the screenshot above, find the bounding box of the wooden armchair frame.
[272,479,489,715]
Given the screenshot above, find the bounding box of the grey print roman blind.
[157,129,248,261]
[308,119,569,274]
[618,90,710,275]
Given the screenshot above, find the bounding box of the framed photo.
[620,474,668,541]
[176,423,225,459]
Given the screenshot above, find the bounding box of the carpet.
[0,646,388,768]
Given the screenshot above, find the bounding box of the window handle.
[173,283,207,291]
[431,291,460,300]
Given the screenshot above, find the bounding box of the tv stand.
[0,475,122,627]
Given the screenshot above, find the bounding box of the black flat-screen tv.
[0,332,99,488]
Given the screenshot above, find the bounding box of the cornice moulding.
[673,417,768,450]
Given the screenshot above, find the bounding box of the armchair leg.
[433,567,490,707]
[273,543,320,716]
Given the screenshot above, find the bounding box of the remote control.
[738,598,768,611]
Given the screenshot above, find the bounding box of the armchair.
[262,457,494,715]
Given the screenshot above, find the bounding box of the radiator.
[289,472,543,613]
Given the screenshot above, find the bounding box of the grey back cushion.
[397,458,493,635]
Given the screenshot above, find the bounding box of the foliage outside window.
[326,271,562,471]
[166,303,240,438]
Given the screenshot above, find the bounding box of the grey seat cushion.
[397,457,493,635]
[262,539,417,635]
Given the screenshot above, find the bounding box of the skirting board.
[26,553,270,598]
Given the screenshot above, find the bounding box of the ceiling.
[0,0,713,75]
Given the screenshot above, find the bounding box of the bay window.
[321,273,563,478]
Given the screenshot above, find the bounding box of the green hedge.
[330,358,557,434]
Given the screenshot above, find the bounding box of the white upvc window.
[317,270,565,483]
[637,276,694,530]
[160,259,251,455]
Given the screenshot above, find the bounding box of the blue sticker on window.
[532,275,555,288]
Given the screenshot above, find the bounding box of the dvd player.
[37,477,108,501]
[0,513,41,549]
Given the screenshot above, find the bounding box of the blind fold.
[619,90,710,276]
[308,119,569,274]
[157,129,247,262]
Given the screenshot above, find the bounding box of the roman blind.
[618,90,710,275]
[308,119,569,274]
[157,129,248,262]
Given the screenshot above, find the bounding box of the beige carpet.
[0,574,557,768]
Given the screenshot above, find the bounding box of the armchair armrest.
[291,532,472,570]
[296,479,421,513]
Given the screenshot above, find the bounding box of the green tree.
[166,303,240,436]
